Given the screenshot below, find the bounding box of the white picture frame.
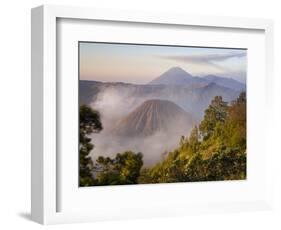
[31,4,274,225]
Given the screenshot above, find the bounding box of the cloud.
[161,52,246,63]
[159,52,246,74]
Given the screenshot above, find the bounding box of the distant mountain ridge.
[148,67,245,91]
[202,75,246,91]
[148,67,207,87]
[80,80,241,120]
[80,66,245,121]
[111,99,195,137]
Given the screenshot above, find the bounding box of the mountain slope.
[203,75,246,91]
[148,67,207,86]
[148,67,245,91]
[111,99,195,137]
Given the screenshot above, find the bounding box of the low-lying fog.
[90,132,183,166]
[89,87,193,166]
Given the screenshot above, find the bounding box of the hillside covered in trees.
[79,92,246,186]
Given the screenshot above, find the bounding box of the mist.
[89,87,194,166]
[90,131,183,166]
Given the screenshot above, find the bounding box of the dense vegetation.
[93,152,143,185]
[79,92,246,186]
[79,105,102,186]
[79,105,143,186]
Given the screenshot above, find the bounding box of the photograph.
[79,42,247,187]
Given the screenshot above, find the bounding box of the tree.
[94,151,143,185]
[183,148,246,182]
[189,125,200,152]
[199,96,227,140]
[79,104,103,187]
[223,92,246,150]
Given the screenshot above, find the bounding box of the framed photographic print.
[78,41,247,186]
[31,5,274,225]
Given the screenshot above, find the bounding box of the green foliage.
[225,92,246,150]
[184,148,246,181]
[93,151,143,185]
[139,150,187,184]
[188,125,200,153]
[140,92,247,184]
[199,96,227,140]
[79,104,103,187]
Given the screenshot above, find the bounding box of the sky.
[79,42,247,84]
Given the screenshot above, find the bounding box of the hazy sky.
[79,42,247,84]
